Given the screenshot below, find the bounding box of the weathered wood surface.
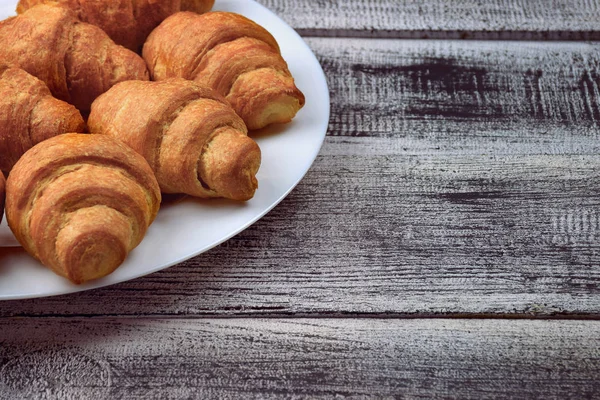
[3,39,600,317]
[0,318,598,399]
[317,38,600,144]
[257,0,600,39]
[2,2,600,398]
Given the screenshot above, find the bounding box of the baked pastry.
[180,0,215,13]
[143,11,305,130]
[0,171,5,224]
[88,79,261,201]
[6,133,161,284]
[15,0,215,52]
[0,66,86,172]
[0,3,149,112]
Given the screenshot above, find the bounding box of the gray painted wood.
[313,38,600,144]
[256,0,600,39]
[1,318,599,399]
[3,38,600,317]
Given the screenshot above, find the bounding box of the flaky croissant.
[6,133,161,284]
[0,3,149,112]
[16,0,215,52]
[0,66,86,172]
[88,79,261,201]
[143,11,305,130]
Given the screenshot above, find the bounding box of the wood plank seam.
[296,29,600,41]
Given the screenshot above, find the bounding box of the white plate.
[0,0,330,299]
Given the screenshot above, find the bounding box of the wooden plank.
[257,0,600,39]
[0,318,599,399]
[3,39,600,316]
[311,38,600,145]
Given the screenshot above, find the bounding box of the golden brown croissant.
[143,11,305,130]
[16,0,215,52]
[0,66,86,172]
[88,79,261,201]
[0,3,149,112]
[6,133,161,284]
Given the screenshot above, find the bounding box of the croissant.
[6,133,161,284]
[88,79,261,201]
[143,11,305,130]
[16,0,215,52]
[0,3,149,112]
[0,66,86,172]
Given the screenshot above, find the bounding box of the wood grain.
[312,38,600,146]
[0,318,598,399]
[257,0,600,39]
[3,39,600,316]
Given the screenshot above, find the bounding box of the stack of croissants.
[0,0,305,284]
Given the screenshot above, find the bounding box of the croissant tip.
[54,208,133,284]
[245,93,304,130]
[198,130,261,201]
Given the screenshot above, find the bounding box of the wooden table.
[2,1,600,398]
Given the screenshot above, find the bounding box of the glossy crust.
[0,4,149,112]
[16,0,215,52]
[0,66,86,172]
[89,79,261,201]
[6,133,161,284]
[143,11,305,130]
